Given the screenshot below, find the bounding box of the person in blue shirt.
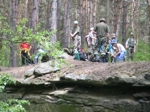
[109,33,117,62]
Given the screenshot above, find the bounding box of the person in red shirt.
[20,39,32,65]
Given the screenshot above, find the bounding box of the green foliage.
[0,15,64,66]
[0,99,30,112]
[134,40,150,61]
[0,17,57,44]
[0,73,15,92]
[0,74,30,112]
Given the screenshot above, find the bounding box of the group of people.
[70,18,137,63]
[19,17,137,66]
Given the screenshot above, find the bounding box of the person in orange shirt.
[20,39,32,65]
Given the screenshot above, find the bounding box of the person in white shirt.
[85,27,97,54]
[111,39,126,62]
[70,21,81,49]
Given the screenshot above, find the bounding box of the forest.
[0,0,150,67]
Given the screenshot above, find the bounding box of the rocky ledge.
[0,57,150,112]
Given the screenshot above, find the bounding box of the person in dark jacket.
[94,18,110,52]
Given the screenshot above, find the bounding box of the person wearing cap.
[111,39,126,62]
[109,33,118,62]
[125,32,136,60]
[70,21,81,49]
[94,18,110,53]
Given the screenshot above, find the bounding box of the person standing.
[85,27,97,54]
[34,42,46,63]
[70,21,81,49]
[111,39,126,62]
[125,32,136,60]
[19,39,32,65]
[94,18,110,53]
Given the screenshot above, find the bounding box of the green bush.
[134,40,150,61]
[0,73,30,112]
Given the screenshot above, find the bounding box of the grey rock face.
[25,68,35,77]
[1,61,150,112]
[2,85,150,112]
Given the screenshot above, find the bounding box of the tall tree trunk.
[116,1,122,38]
[31,0,39,30]
[122,1,128,46]
[85,0,88,35]
[24,0,28,19]
[18,0,22,24]
[39,0,47,30]
[97,0,104,22]
[89,0,93,28]
[134,0,140,51]
[56,0,63,41]
[147,0,150,52]
[106,0,110,24]
[80,0,86,48]
[130,0,135,32]
[93,0,97,26]
[75,0,78,20]
[63,0,70,48]
[46,0,51,31]
[10,0,19,67]
[50,0,57,44]
[27,0,32,27]
[31,0,39,54]
[57,0,62,31]
[0,0,4,49]
[0,0,4,15]
[113,0,122,37]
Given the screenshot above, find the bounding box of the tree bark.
[24,0,28,19]
[85,0,88,35]
[57,0,62,31]
[130,0,135,32]
[106,0,110,24]
[31,0,39,30]
[80,0,86,48]
[89,0,93,28]
[39,0,47,29]
[18,0,22,24]
[75,0,78,20]
[93,0,97,26]
[30,0,39,54]
[63,0,70,48]
[147,0,150,52]
[113,0,122,37]
[0,0,4,15]
[0,0,4,49]
[122,1,128,46]
[116,1,122,39]
[10,0,19,67]
[46,0,51,31]
[50,0,57,44]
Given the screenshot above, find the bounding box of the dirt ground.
[0,55,150,80]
